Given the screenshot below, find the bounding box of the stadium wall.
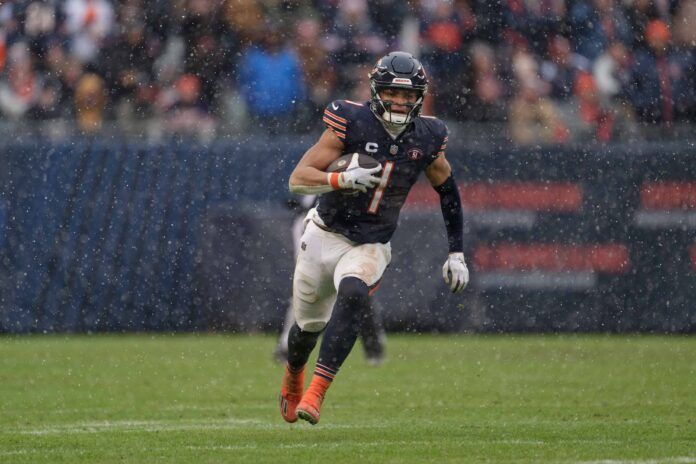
[0,138,694,333]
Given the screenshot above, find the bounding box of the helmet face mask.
[369,52,428,126]
[372,86,422,125]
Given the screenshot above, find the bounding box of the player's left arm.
[425,154,469,294]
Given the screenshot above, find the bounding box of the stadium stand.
[0,0,693,141]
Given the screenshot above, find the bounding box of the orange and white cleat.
[279,365,305,423]
[296,390,324,425]
[296,364,334,425]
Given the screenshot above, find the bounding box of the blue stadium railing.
[1,138,694,333]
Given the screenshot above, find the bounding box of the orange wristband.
[328,172,341,190]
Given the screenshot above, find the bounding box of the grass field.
[0,334,694,463]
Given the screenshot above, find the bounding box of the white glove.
[335,153,382,193]
[442,252,469,294]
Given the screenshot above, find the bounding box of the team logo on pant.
[407,147,423,160]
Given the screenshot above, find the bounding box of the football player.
[279,51,469,425]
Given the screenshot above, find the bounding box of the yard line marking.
[6,418,393,436]
[162,403,270,411]
[570,458,696,464]
[0,450,32,456]
[186,440,450,452]
[11,418,265,435]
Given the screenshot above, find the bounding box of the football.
[327,153,381,173]
[326,153,381,195]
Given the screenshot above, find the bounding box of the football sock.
[316,276,370,372]
[304,371,333,405]
[287,323,321,370]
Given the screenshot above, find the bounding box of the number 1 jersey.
[317,99,449,244]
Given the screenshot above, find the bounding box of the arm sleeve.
[434,175,464,253]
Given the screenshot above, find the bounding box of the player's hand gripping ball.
[327,153,382,195]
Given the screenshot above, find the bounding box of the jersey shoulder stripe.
[323,116,346,138]
[324,109,347,124]
[323,99,366,140]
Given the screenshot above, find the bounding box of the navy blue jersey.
[317,99,448,244]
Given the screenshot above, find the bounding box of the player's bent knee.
[337,276,369,300]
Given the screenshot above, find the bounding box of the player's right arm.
[289,129,382,195]
[289,129,345,195]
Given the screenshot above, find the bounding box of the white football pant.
[293,208,391,332]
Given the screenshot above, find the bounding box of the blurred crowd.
[0,0,694,145]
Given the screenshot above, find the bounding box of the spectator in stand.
[294,18,337,118]
[26,76,63,122]
[509,47,568,145]
[0,0,694,139]
[628,19,695,126]
[0,42,42,120]
[465,41,506,121]
[593,40,633,103]
[161,73,216,141]
[74,72,106,133]
[369,0,410,47]
[627,0,680,47]
[419,0,475,118]
[63,0,115,64]
[419,0,474,75]
[0,30,6,74]
[569,0,633,61]
[673,0,696,49]
[57,56,86,120]
[180,0,228,110]
[223,0,265,47]
[237,26,307,133]
[563,71,638,143]
[509,78,568,145]
[99,19,155,129]
[324,0,387,92]
[503,0,567,56]
[540,35,590,102]
[0,2,13,62]
[22,1,62,64]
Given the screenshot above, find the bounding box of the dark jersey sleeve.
[322,100,350,142]
[421,116,449,166]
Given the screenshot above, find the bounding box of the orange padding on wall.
[641,182,696,210]
[406,181,583,211]
[473,243,630,273]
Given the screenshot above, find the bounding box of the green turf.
[0,334,694,463]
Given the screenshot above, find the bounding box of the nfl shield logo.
[407,147,423,160]
[390,144,398,155]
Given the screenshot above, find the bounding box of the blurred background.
[0,0,695,334]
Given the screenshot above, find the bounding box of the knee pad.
[294,272,318,303]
